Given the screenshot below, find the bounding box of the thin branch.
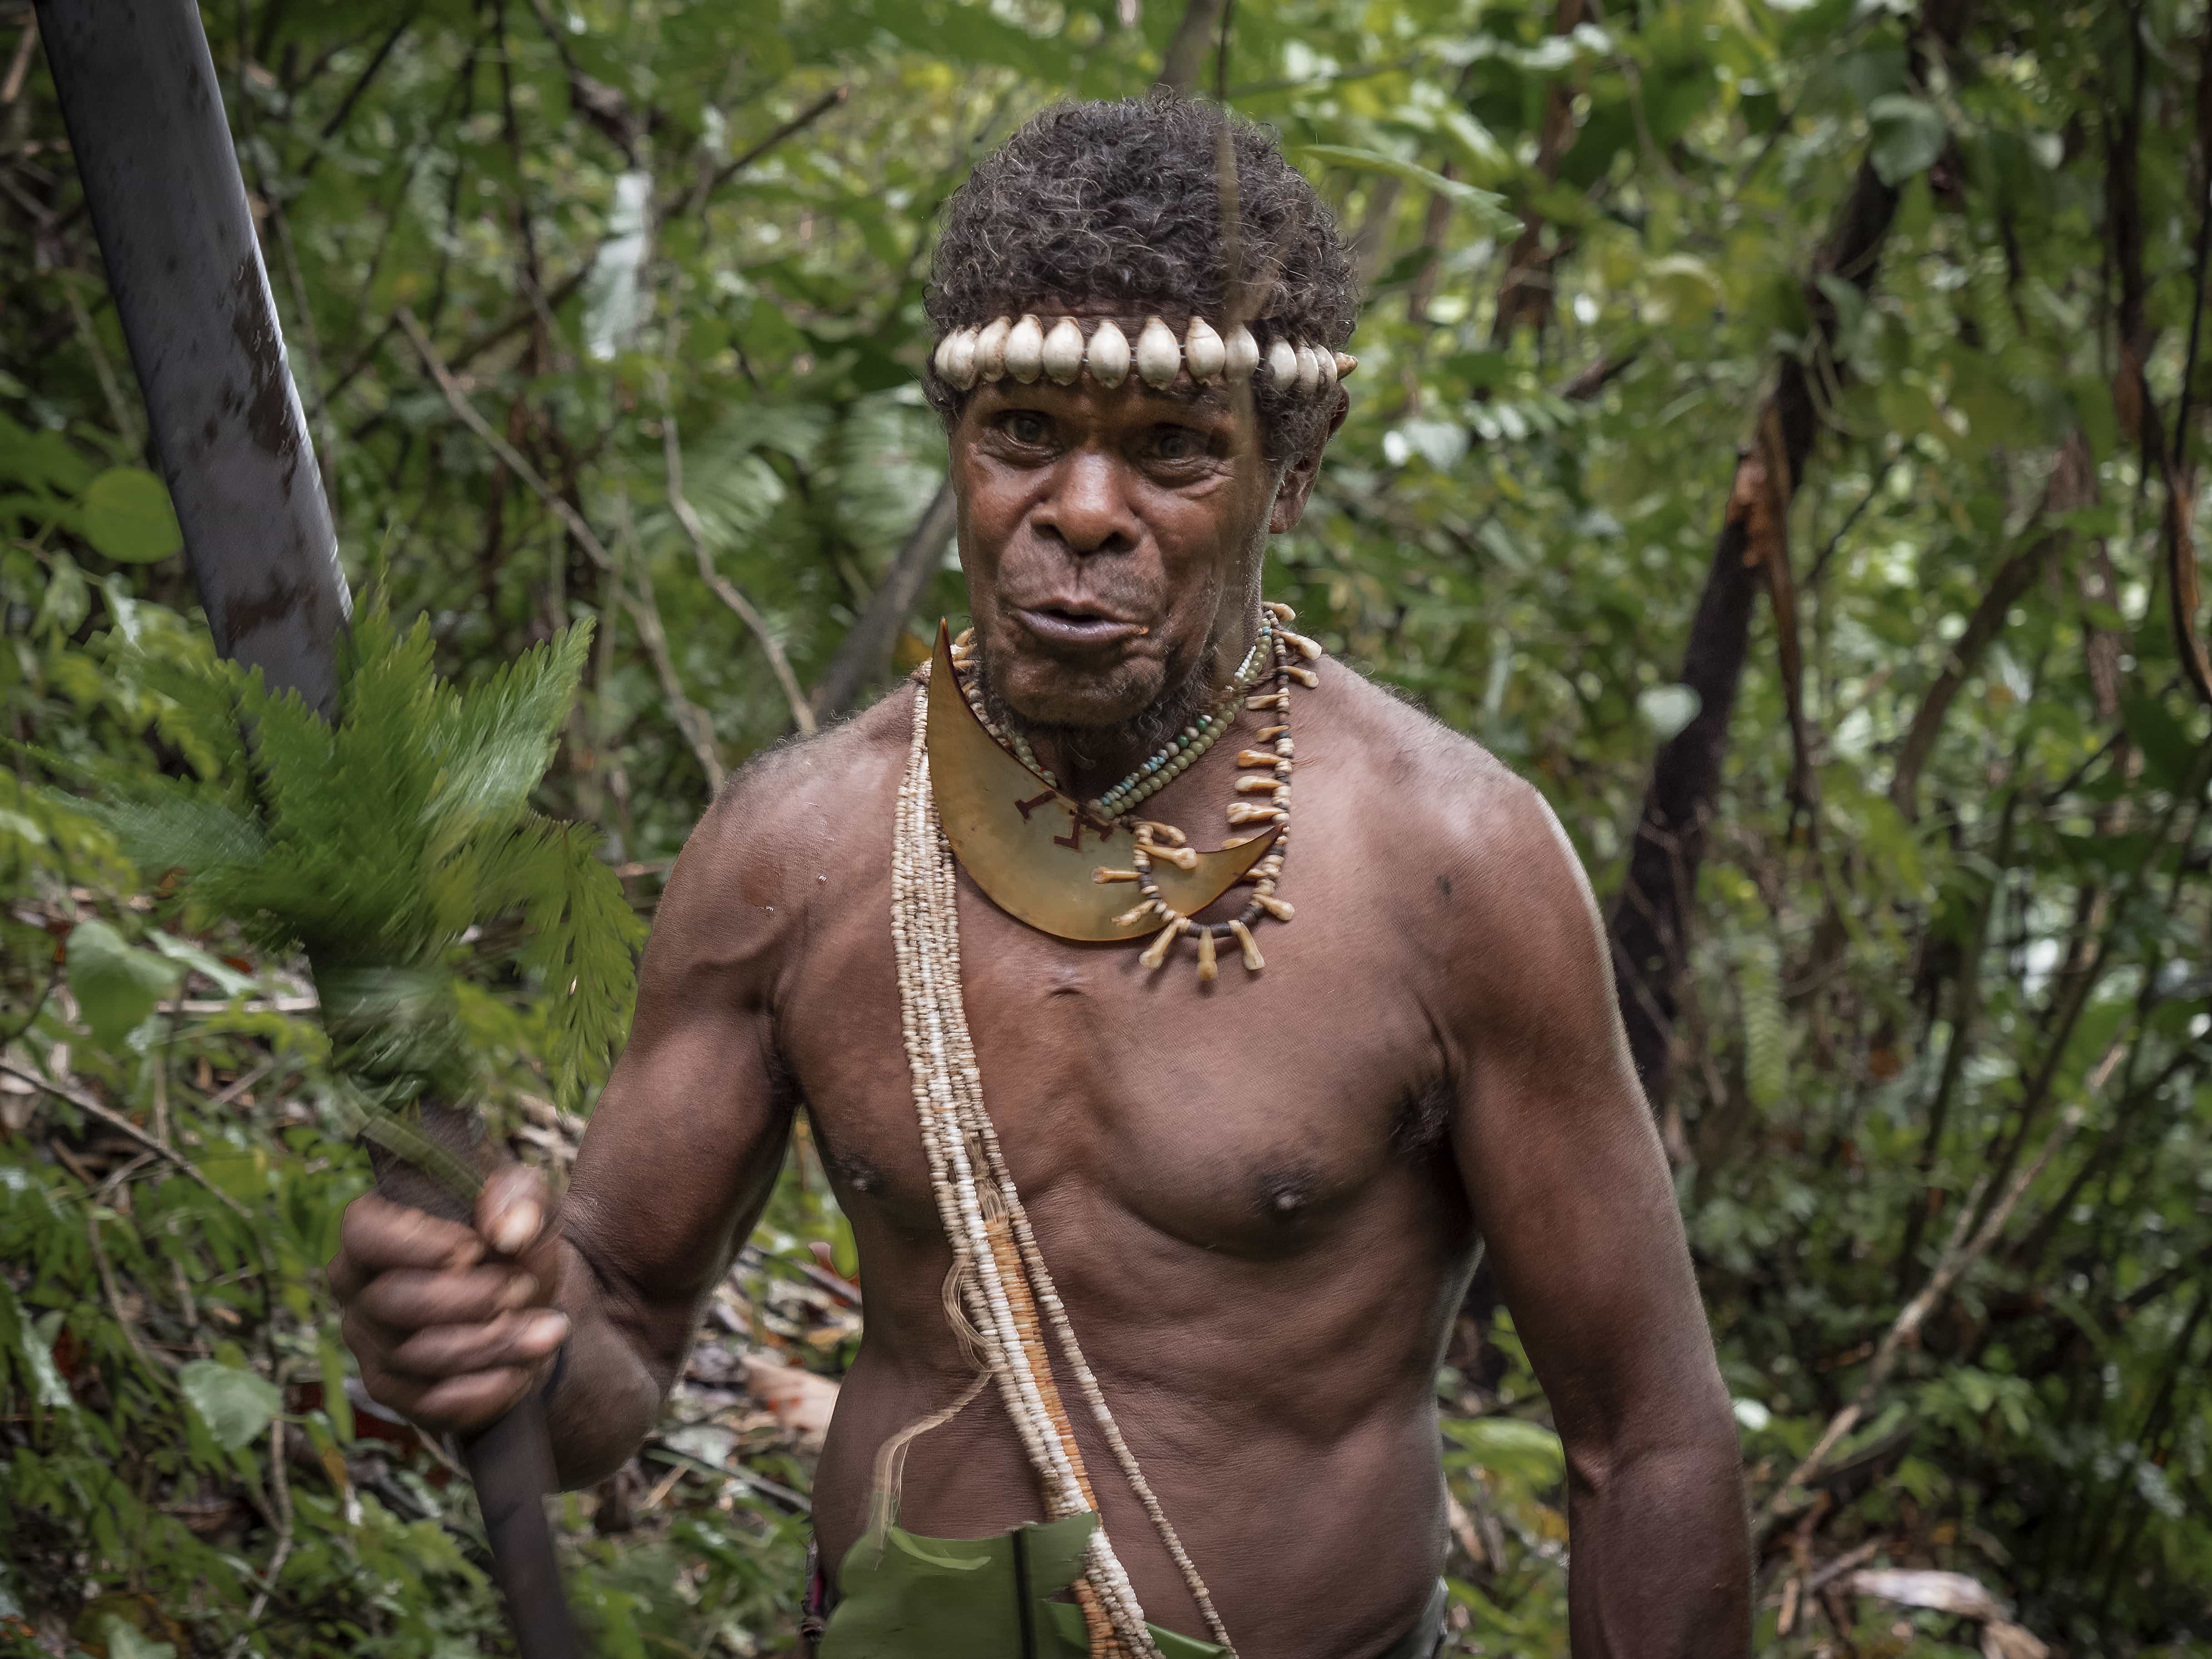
[654,365,815,735]
[1754,1039,2120,1544]
[1,14,39,105]
[809,478,958,722]
[1890,432,2093,819]
[84,1204,171,1379]
[394,306,615,572]
[1805,446,1903,590]
[296,10,416,182]
[62,276,143,457]
[224,1419,296,1659]
[614,490,727,795]
[3,1060,252,1222]
[1157,0,1230,94]
[699,84,849,205]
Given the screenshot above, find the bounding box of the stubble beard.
[972,633,1226,791]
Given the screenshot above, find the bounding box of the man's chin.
[989,656,1160,732]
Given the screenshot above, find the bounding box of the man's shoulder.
[1319,661,1552,853]
[667,680,918,899]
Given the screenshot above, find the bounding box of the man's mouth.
[1012,603,1148,650]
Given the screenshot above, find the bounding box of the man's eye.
[1003,412,1050,445]
[1150,428,1202,461]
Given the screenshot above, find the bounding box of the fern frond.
[479,814,644,1107]
[424,621,594,856]
[80,586,641,1131]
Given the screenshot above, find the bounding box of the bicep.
[1445,787,1722,1454]
[561,800,797,1365]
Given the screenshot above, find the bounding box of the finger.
[340,1194,485,1274]
[326,1247,364,1304]
[412,1366,534,1435]
[356,1265,541,1329]
[477,1166,551,1257]
[353,1355,429,1421]
[386,1309,570,1380]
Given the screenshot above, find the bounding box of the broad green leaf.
[1445,1415,1566,1484]
[1637,683,1701,740]
[81,467,184,565]
[146,932,258,998]
[99,1615,177,1659]
[18,1306,75,1411]
[65,918,183,1047]
[1867,95,1946,187]
[178,1359,283,1451]
[2120,692,2198,793]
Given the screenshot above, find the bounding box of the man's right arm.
[329,765,804,1487]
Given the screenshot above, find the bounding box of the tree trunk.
[1604,0,1973,1112]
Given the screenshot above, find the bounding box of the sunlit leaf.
[178,1359,282,1451]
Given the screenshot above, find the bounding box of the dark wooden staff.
[36,6,585,1654]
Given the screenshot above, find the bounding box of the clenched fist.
[327,1166,570,1436]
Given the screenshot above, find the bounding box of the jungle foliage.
[4,0,2212,1653]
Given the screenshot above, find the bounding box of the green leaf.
[1638,683,1702,740]
[81,467,184,565]
[99,1614,178,1659]
[178,1358,283,1451]
[319,1338,355,1444]
[1740,936,1788,1110]
[65,918,184,1047]
[1295,146,1517,230]
[2121,692,2198,793]
[1867,95,1946,188]
[146,932,258,998]
[21,1308,76,1411]
[1444,1415,1566,1484]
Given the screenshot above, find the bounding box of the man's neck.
[981,606,1263,801]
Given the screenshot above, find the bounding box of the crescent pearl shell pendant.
[930,314,1357,396]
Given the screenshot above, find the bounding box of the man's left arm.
[1438,775,1750,1659]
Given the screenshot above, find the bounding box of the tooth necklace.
[949,601,1324,979]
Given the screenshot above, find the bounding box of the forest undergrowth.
[4,0,2211,1654]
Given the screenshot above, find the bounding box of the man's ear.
[1267,388,1348,535]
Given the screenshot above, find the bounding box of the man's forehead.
[967,371,1237,419]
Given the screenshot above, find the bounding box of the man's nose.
[1035,452,1138,556]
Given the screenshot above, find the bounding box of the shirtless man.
[331,94,1750,1659]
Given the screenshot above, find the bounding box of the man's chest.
[778,866,1450,1261]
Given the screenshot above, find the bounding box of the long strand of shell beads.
[933,314,1357,395]
[892,702,1224,1657]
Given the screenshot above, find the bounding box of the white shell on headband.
[941,328,980,390]
[1223,324,1259,383]
[1317,347,1338,390]
[1266,338,1298,387]
[1185,318,1226,383]
[1334,351,1358,380]
[1088,319,1131,388]
[1042,317,1085,385]
[1005,315,1045,383]
[1136,317,1181,389]
[974,316,1012,382]
[1294,344,1321,394]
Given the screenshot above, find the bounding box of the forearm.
[540,1234,691,1490]
[1563,1434,1750,1659]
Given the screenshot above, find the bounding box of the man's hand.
[328,1166,571,1437]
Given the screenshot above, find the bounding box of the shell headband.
[931,313,1357,397]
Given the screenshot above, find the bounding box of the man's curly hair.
[923,92,1360,462]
